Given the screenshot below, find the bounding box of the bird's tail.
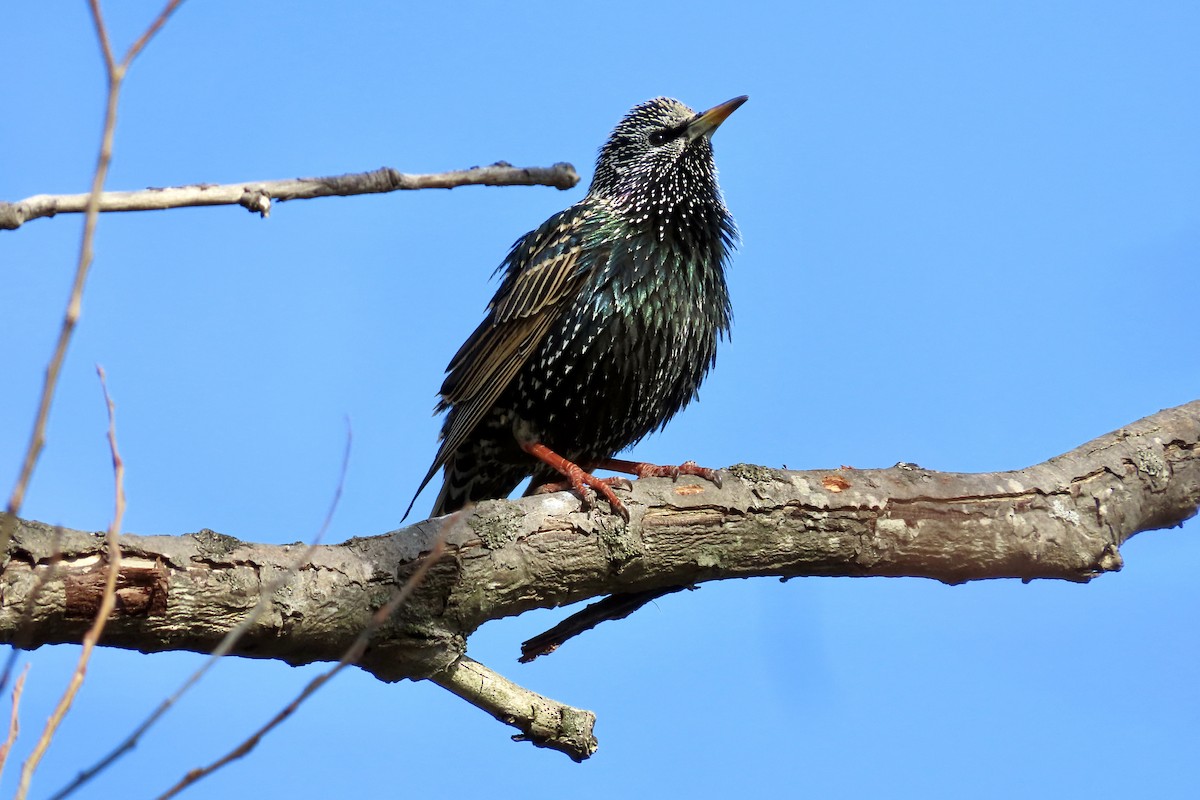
[401,461,440,522]
[404,450,529,521]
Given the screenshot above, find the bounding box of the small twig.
[51,421,353,800]
[120,0,185,68]
[0,0,182,570]
[13,367,126,800]
[88,0,116,75]
[431,656,598,762]
[155,536,447,800]
[0,162,580,230]
[0,663,31,782]
[519,587,687,662]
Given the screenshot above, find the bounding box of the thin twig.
[3,5,182,787]
[0,0,181,574]
[0,663,31,782]
[121,0,186,67]
[0,162,580,230]
[50,421,353,800]
[519,587,686,662]
[13,367,126,800]
[87,0,116,76]
[155,536,447,800]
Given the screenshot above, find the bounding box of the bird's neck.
[592,190,730,253]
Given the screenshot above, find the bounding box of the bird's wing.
[404,208,602,517]
[442,231,587,402]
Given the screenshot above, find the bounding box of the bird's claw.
[604,476,634,492]
[535,468,631,521]
[619,459,722,488]
[566,480,629,522]
[678,460,723,489]
[579,475,630,522]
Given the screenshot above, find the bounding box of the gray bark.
[2,399,1197,760]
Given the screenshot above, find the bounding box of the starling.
[406,95,747,521]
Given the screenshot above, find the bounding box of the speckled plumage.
[407,96,746,518]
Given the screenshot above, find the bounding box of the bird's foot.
[600,458,723,489]
[521,442,631,521]
[532,475,633,495]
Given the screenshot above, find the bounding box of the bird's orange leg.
[599,457,723,488]
[521,442,631,521]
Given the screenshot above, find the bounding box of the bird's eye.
[648,129,671,146]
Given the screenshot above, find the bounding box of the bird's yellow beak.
[687,95,749,140]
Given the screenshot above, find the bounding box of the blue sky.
[2,1,1198,797]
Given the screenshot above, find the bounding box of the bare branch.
[119,0,186,69]
[0,163,580,231]
[14,368,126,800]
[2,401,1197,760]
[432,656,598,761]
[1,44,116,554]
[0,664,30,782]
[519,587,686,662]
[86,0,116,78]
[1,0,181,566]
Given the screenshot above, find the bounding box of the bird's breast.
[515,233,730,459]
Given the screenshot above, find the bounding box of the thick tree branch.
[1,400,1196,759]
[0,163,580,230]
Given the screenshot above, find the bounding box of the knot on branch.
[0,202,29,230]
[547,162,580,190]
[238,187,271,217]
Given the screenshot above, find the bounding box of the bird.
[405,95,747,522]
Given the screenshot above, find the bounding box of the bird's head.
[588,95,747,212]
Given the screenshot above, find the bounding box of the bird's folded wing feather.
[422,210,604,487]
